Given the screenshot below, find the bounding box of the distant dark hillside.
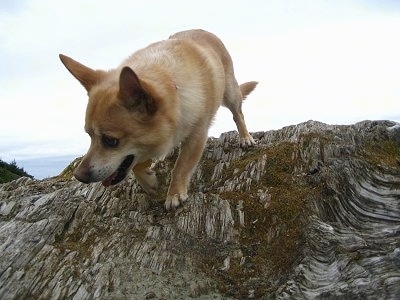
[0,159,33,183]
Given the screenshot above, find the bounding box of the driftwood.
[1,120,400,299]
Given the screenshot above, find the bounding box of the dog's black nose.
[74,169,91,184]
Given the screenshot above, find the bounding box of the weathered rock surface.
[1,120,400,299]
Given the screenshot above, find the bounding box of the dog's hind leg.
[165,130,208,210]
[223,78,258,146]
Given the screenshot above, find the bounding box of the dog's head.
[59,54,174,186]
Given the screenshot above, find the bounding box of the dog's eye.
[102,135,119,148]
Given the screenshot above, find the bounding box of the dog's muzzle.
[102,155,134,187]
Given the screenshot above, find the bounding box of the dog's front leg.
[133,160,158,195]
[165,132,207,210]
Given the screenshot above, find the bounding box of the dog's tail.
[240,81,258,101]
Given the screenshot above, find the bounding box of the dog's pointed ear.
[59,54,105,92]
[118,66,157,116]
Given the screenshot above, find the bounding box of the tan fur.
[59,29,257,209]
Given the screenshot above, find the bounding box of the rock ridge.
[0,120,399,299]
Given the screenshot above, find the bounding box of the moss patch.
[361,140,400,168]
[199,141,318,297]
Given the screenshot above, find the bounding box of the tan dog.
[59,29,257,209]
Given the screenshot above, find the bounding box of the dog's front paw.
[165,193,188,210]
[240,134,256,147]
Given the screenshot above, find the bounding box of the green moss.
[361,140,400,168]
[199,159,216,184]
[199,141,318,297]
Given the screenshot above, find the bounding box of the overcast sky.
[1,0,400,178]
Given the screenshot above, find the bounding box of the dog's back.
[169,29,234,74]
[170,29,258,146]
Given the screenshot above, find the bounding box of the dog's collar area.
[102,155,134,187]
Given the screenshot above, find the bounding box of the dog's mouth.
[102,155,134,187]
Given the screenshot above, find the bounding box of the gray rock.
[1,120,400,299]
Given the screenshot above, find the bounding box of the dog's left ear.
[118,67,157,116]
[59,54,105,92]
